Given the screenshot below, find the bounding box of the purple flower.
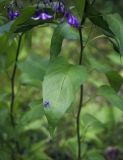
[65,12,79,28]
[31,10,41,20]
[43,100,50,108]
[52,2,65,13]
[40,12,52,20]
[8,10,19,21]
[32,11,52,20]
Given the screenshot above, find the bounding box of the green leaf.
[42,57,88,134]
[82,113,104,131]
[88,56,111,73]
[87,151,105,160]
[18,54,48,82]
[98,85,123,111]
[86,3,123,55]
[50,23,79,60]
[0,21,13,35]
[19,101,44,126]
[86,3,112,35]
[75,0,86,18]
[10,6,35,33]
[104,14,123,55]
[106,71,123,92]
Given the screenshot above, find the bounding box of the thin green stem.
[76,1,87,157]
[76,27,84,160]
[10,33,23,127]
[10,33,23,160]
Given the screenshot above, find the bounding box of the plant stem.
[10,33,23,127]
[76,27,84,160]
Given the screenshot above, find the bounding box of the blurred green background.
[0,0,123,160]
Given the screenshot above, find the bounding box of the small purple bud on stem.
[65,12,79,28]
[43,100,50,108]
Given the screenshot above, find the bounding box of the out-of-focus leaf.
[19,101,44,126]
[98,85,123,111]
[82,113,104,131]
[0,22,13,35]
[87,151,105,160]
[60,137,77,158]
[18,54,48,82]
[88,56,111,73]
[0,151,11,160]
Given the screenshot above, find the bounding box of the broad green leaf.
[98,85,123,111]
[106,71,123,92]
[50,23,79,60]
[43,57,88,134]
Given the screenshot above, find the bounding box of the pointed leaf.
[42,58,88,133]
[50,23,79,60]
[104,14,123,55]
[106,71,123,92]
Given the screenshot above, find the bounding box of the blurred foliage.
[0,0,123,160]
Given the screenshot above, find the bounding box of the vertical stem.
[76,27,84,160]
[10,33,23,127]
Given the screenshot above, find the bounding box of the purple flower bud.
[52,2,64,13]
[32,11,52,20]
[8,10,19,21]
[43,100,50,108]
[65,12,79,28]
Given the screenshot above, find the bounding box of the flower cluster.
[7,9,19,20]
[7,0,79,28]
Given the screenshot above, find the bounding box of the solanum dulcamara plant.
[0,0,123,160]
